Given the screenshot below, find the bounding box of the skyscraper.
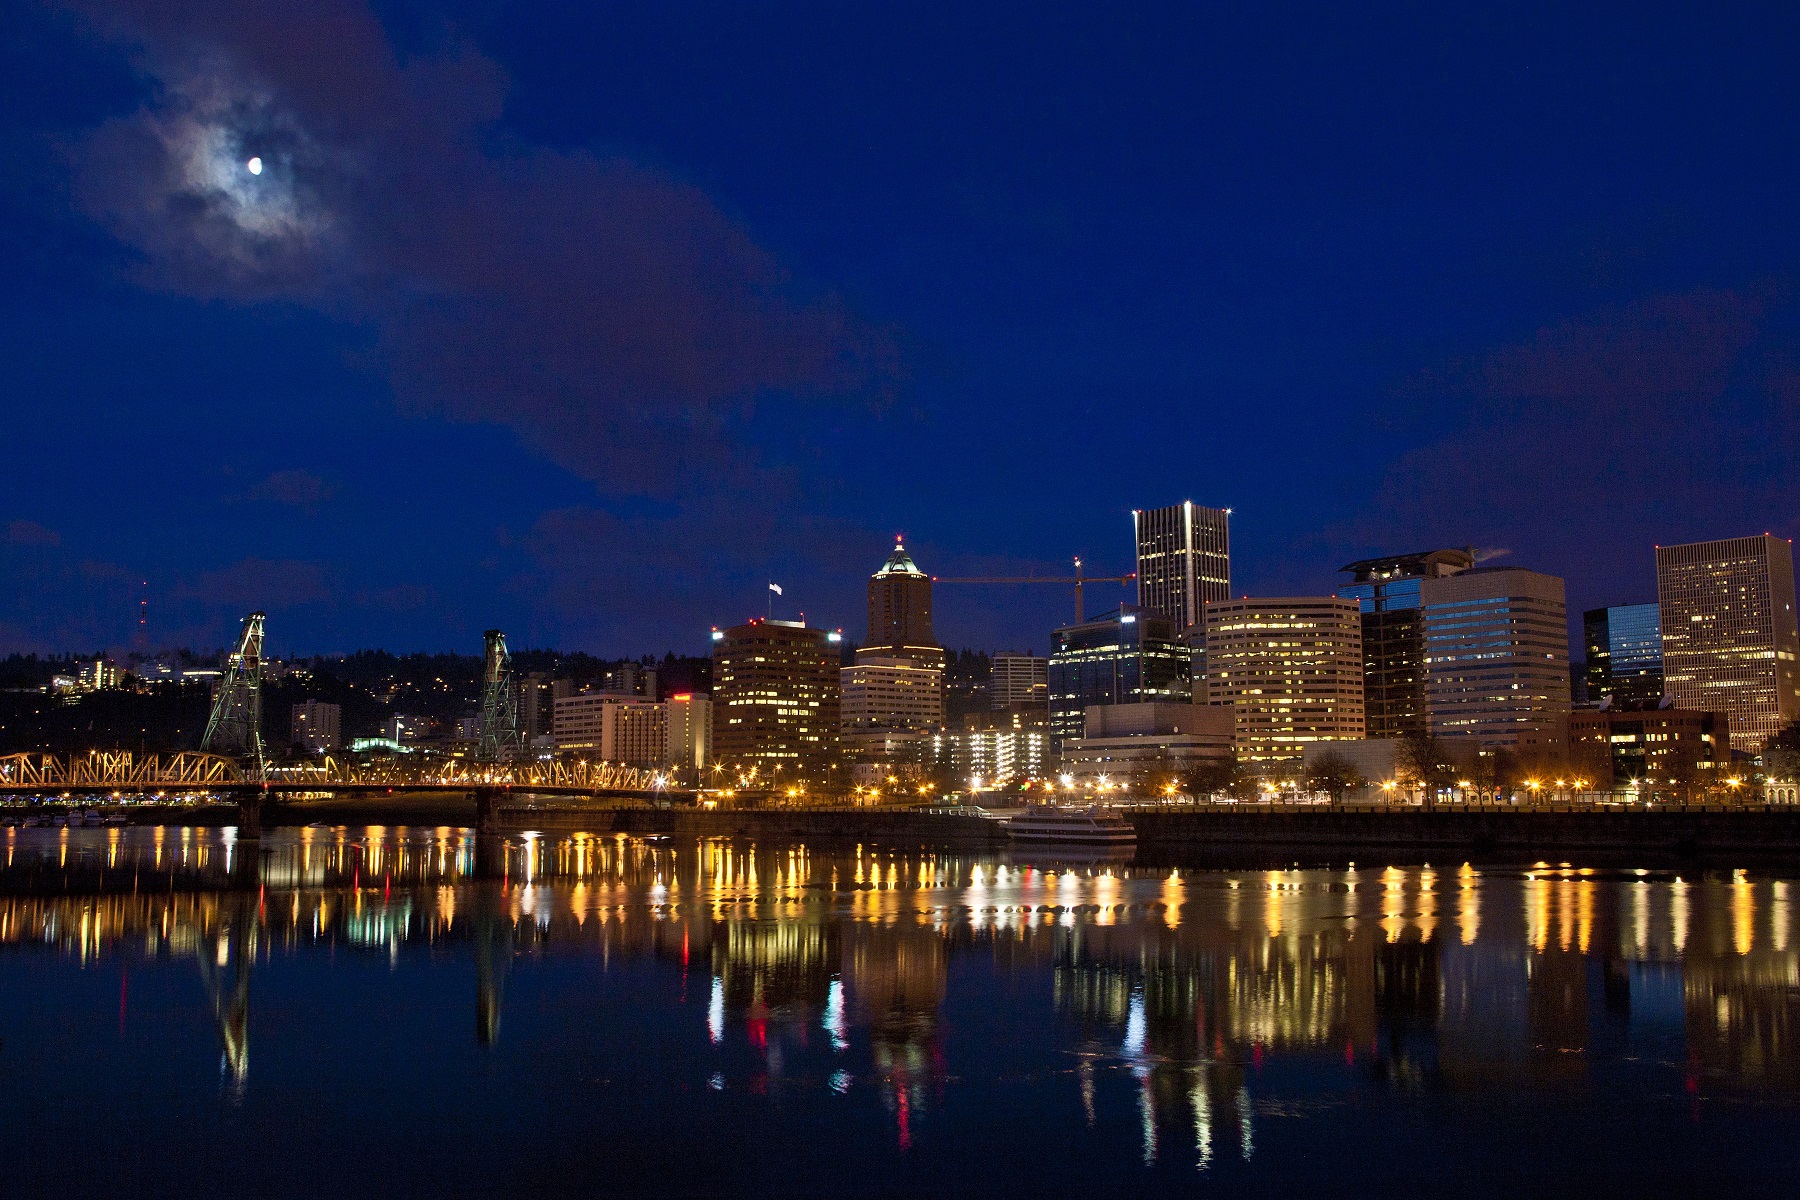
[857,539,945,670]
[1047,605,1190,744]
[1202,597,1365,764]
[1421,568,1570,750]
[1337,548,1475,738]
[1656,534,1800,752]
[711,618,843,778]
[1132,502,1230,629]
[1583,603,1664,707]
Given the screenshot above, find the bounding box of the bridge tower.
[202,611,266,777]
[477,629,522,762]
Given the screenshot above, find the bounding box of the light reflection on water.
[2,826,1799,1195]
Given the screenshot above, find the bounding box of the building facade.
[1656,534,1800,752]
[1133,501,1231,629]
[839,656,944,754]
[1421,568,1571,751]
[1048,605,1190,744]
[291,700,341,754]
[1058,702,1235,784]
[989,653,1048,707]
[927,726,1051,785]
[711,618,842,779]
[857,540,945,671]
[666,693,712,772]
[1583,603,1664,708]
[1568,702,1729,794]
[1202,597,1366,764]
[1337,548,1475,739]
[553,694,667,764]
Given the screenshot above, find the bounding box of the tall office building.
[839,656,944,754]
[711,618,842,777]
[857,539,945,670]
[1422,568,1570,750]
[1337,548,1475,738]
[1656,534,1800,752]
[666,693,712,772]
[1047,605,1189,744]
[520,672,555,743]
[1202,597,1365,764]
[1132,502,1231,629]
[1583,604,1664,707]
[290,700,341,754]
[989,653,1048,708]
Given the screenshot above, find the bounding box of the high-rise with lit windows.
[1656,534,1800,752]
[711,619,843,778]
[857,539,945,671]
[1337,548,1474,738]
[1132,502,1230,630]
[1201,597,1365,764]
[1421,568,1570,750]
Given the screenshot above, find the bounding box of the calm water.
[3,827,1798,1197]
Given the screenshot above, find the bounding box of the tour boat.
[1005,805,1137,845]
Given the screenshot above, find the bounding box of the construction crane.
[933,558,1136,623]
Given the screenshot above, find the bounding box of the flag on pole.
[769,583,783,595]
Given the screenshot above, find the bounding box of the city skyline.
[6,4,1800,656]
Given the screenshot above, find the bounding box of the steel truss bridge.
[0,750,662,796]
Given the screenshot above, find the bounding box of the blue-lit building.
[1047,605,1190,744]
[1337,548,1475,739]
[1583,604,1664,708]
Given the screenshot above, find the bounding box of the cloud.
[248,468,335,508]
[68,0,899,499]
[188,557,337,608]
[4,520,61,546]
[1326,286,1800,614]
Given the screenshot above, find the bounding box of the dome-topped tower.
[858,537,945,669]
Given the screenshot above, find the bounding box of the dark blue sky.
[4,1,1798,658]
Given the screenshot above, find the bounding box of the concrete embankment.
[1128,806,1800,857]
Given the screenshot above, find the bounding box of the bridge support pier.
[473,786,498,835]
[238,790,264,839]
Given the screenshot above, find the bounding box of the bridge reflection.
[2,829,1798,1162]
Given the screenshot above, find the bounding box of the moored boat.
[1005,805,1136,844]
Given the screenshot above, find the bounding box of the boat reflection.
[2,827,1798,1165]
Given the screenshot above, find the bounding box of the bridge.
[1,616,695,833]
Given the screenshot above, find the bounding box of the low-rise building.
[1058,702,1235,785]
[1569,701,1729,794]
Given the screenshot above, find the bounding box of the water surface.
[2,826,1797,1197]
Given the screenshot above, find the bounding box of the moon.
[247,156,263,175]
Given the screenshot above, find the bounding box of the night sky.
[4,1,1798,659]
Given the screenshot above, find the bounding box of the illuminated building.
[839,656,943,755]
[1656,534,1800,752]
[552,693,667,764]
[1057,701,1234,784]
[1421,567,1570,751]
[1583,603,1663,707]
[1336,548,1475,738]
[1048,605,1190,744]
[519,671,555,745]
[1568,702,1727,794]
[290,700,341,754]
[76,657,121,692]
[927,724,1050,784]
[1132,501,1231,629]
[1202,596,1365,763]
[989,653,1048,707]
[857,539,945,671]
[711,618,842,777]
[665,693,712,771]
